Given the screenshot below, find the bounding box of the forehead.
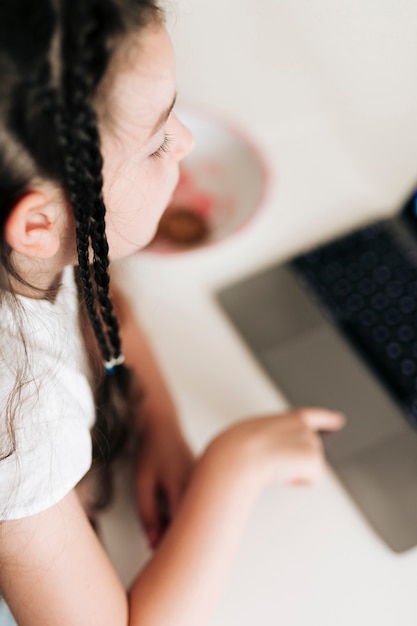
[97,22,176,140]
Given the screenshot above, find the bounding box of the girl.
[0,1,344,624]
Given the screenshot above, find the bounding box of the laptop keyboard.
[291,222,417,427]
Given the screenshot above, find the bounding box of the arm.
[128,409,343,624]
[111,282,182,430]
[110,283,195,547]
[0,409,343,626]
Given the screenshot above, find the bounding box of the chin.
[137,226,159,251]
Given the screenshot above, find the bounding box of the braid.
[59,1,123,366]
[80,115,123,357]
[56,106,113,362]
[55,4,136,496]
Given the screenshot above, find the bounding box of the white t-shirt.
[0,266,95,520]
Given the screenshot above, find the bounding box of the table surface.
[100,1,417,624]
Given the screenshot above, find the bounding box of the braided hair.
[0,0,161,504]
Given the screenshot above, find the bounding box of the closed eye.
[149,134,173,160]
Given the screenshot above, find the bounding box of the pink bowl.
[145,107,270,254]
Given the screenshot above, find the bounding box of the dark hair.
[0,0,161,506]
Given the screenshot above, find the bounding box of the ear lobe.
[4,191,61,259]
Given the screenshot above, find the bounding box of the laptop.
[216,187,417,553]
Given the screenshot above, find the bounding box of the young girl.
[0,1,344,624]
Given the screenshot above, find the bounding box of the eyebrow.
[148,93,177,139]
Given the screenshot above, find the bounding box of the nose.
[171,113,195,161]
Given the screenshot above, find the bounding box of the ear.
[4,191,61,259]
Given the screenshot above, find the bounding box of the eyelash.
[149,134,173,160]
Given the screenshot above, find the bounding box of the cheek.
[103,159,179,256]
[107,160,176,218]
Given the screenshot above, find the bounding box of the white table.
[100,1,417,623]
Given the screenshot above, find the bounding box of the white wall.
[167,0,417,217]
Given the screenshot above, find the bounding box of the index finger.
[299,407,345,432]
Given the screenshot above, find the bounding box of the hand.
[134,416,195,549]
[212,407,344,488]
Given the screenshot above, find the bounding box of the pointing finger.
[299,408,345,432]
